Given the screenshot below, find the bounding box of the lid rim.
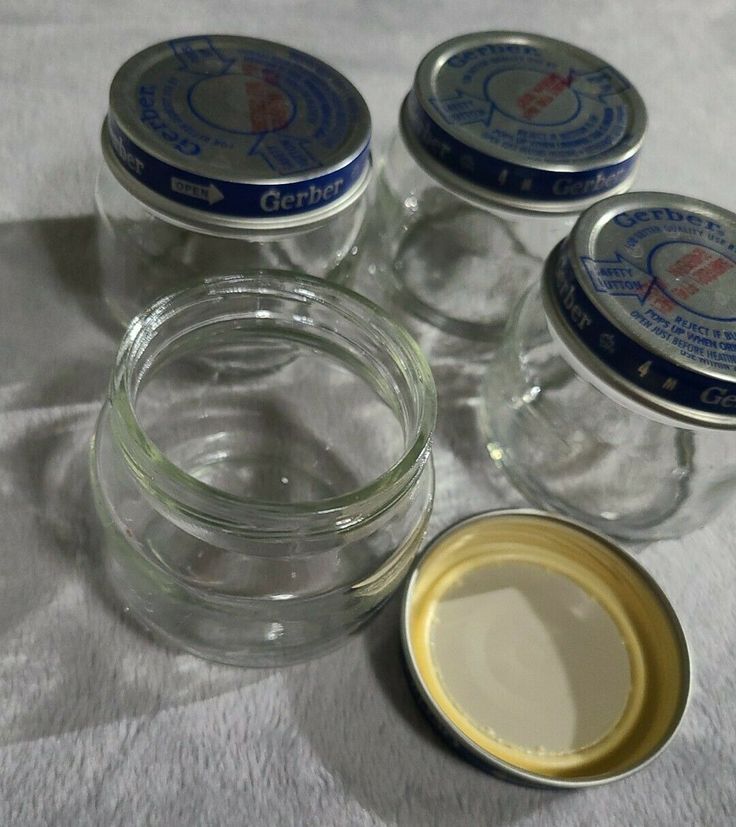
[101,117,372,232]
[399,96,637,214]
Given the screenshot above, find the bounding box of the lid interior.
[404,512,688,783]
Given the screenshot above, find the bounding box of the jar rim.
[107,271,437,538]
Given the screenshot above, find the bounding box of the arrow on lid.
[570,65,631,102]
[580,251,654,303]
[169,37,234,76]
[170,177,224,205]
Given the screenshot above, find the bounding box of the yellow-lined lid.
[402,510,690,786]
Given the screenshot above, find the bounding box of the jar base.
[107,559,381,667]
[484,436,690,544]
[100,527,402,667]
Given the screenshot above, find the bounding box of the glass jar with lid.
[95,35,372,326]
[371,31,646,356]
[482,192,736,541]
[90,271,436,666]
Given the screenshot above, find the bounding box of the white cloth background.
[1,2,735,825]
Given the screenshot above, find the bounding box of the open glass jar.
[482,193,736,541]
[371,32,646,356]
[95,35,372,326]
[90,272,436,666]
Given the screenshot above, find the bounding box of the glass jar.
[90,271,436,666]
[371,32,646,357]
[482,192,736,541]
[95,35,372,326]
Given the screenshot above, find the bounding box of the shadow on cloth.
[285,595,569,826]
[0,216,267,746]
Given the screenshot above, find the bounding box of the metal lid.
[402,510,690,787]
[400,32,646,213]
[103,35,372,233]
[543,192,736,428]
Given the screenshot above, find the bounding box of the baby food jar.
[372,32,646,353]
[95,35,372,326]
[90,271,436,666]
[482,192,736,541]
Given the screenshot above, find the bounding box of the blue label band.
[551,248,736,417]
[405,92,638,204]
[106,115,370,219]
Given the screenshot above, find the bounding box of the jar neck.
[108,271,436,540]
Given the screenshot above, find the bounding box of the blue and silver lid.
[102,35,372,233]
[544,192,736,428]
[401,32,646,213]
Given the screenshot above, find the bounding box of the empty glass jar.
[482,193,736,541]
[95,35,372,326]
[90,272,436,666]
[371,31,646,355]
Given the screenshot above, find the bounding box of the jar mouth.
[108,271,437,538]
